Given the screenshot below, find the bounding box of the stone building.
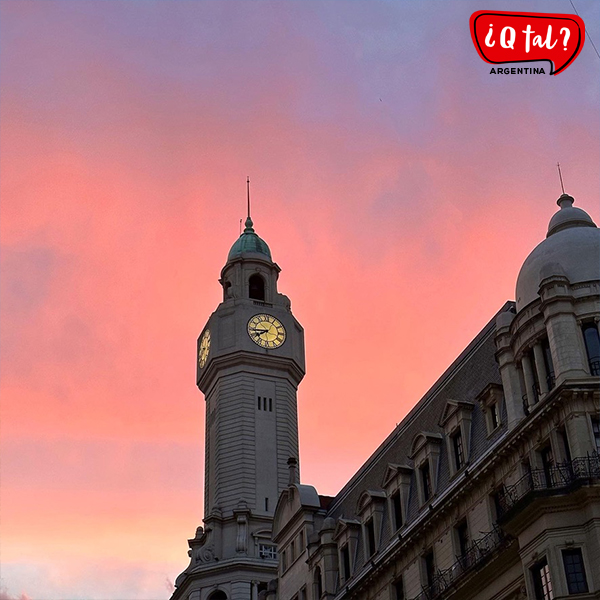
[271,193,600,600]
[172,193,600,600]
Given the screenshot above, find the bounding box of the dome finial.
[557,193,575,209]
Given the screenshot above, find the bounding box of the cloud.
[0,587,31,600]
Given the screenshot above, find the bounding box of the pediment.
[475,383,504,405]
[382,463,414,488]
[439,400,474,427]
[357,489,386,514]
[333,518,361,540]
[409,432,443,458]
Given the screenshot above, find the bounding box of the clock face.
[247,314,286,349]
[198,329,211,368]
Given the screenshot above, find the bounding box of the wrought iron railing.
[410,527,506,600]
[497,453,600,518]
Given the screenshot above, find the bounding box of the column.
[533,343,549,395]
[495,310,525,429]
[521,352,537,408]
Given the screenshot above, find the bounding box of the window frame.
[531,556,554,600]
[391,576,405,600]
[561,548,589,595]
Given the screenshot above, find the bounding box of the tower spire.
[247,176,251,219]
[244,176,254,232]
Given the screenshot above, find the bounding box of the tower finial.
[247,176,251,220]
[557,162,566,195]
[244,177,254,232]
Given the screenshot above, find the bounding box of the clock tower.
[171,197,305,600]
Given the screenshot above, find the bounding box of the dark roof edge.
[325,300,515,514]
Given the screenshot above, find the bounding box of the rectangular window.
[456,519,469,559]
[541,445,554,488]
[365,518,376,556]
[452,429,465,470]
[391,490,403,530]
[258,396,261,410]
[531,557,554,600]
[491,402,500,429]
[269,397,273,412]
[259,543,277,560]
[281,549,287,571]
[562,549,588,594]
[299,529,304,551]
[265,497,269,511]
[290,539,295,563]
[592,417,600,453]
[341,544,351,581]
[423,550,435,589]
[392,577,405,600]
[263,397,267,411]
[421,461,432,502]
[490,487,503,522]
[559,429,572,463]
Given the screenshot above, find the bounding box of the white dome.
[515,195,599,311]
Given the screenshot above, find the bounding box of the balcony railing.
[410,527,507,600]
[252,300,273,307]
[497,453,600,519]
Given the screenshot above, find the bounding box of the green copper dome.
[227,217,272,261]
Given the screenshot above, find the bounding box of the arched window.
[208,591,227,600]
[313,566,323,599]
[249,274,265,301]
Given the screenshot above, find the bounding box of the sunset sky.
[1,1,599,598]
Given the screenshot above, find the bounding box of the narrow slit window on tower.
[258,396,261,410]
[269,397,273,412]
[265,497,269,511]
[249,274,265,301]
[263,397,267,411]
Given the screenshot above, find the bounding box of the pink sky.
[1,1,599,598]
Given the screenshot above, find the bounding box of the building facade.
[172,193,600,600]
[271,194,600,600]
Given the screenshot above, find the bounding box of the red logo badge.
[470,10,585,75]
